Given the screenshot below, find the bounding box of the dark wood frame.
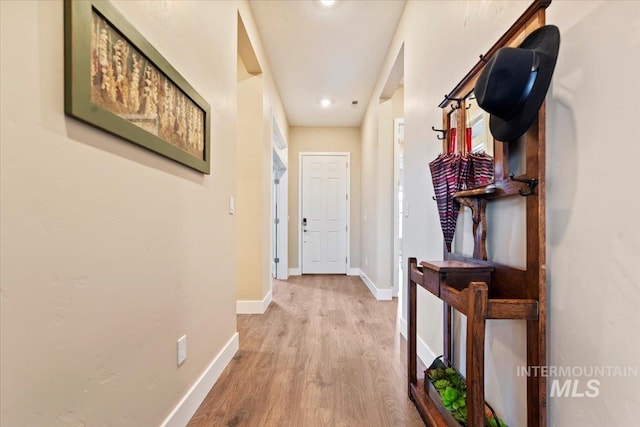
[64,0,211,174]
[408,0,551,425]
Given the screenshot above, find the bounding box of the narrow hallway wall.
[0,0,288,425]
[365,0,640,425]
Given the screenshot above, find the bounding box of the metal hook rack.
[466,95,475,110]
[509,173,538,196]
[431,126,447,140]
[443,94,463,111]
[443,94,464,102]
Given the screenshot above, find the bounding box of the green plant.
[426,357,509,427]
[433,379,452,392]
[453,407,468,424]
[486,416,508,427]
[441,386,466,411]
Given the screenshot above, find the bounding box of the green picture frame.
[64,0,211,174]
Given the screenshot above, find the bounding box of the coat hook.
[432,196,437,201]
[509,173,538,196]
[479,54,489,63]
[444,94,463,103]
[431,126,447,140]
[443,94,463,112]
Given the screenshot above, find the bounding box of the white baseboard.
[160,332,239,427]
[398,316,436,367]
[359,270,393,301]
[399,316,408,339]
[288,268,301,276]
[236,290,273,314]
[347,268,361,276]
[417,334,437,367]
[291,268,360,277]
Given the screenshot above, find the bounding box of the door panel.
[310,232,322,262]
[302,155,348,274]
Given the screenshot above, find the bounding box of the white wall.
[365,0,640,425]
[376,99,394,289]
[546,2,640,425]
[360,102,394,291]
[0,0,287,425]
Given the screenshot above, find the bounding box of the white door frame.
[393,119,404,297]
[272,114,288,280]
[298,152,351,275]
[272,149,288,280]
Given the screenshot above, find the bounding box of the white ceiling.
[249,0,406,128]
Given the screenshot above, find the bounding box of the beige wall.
[237,9,289,300]
[235,9,289,303]
[392,85,404,121]
[287,127,361,270]
[367,0,640,425]
[236,72,265,300]
[0,0,287,425]
[359,95,399,290]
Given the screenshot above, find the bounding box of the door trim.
[298,152,351,275]
[393,118,404,297]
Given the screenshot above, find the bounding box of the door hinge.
[345,257,348,264]
[346,194,349,200]
[346,162,348,168]
[274,257,280,264]
[274,218,280,224]
[346,225,348,231]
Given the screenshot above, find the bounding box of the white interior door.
[301,155,348,274]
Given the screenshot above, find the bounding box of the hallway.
[187,275,423,426]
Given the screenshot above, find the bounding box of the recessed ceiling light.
[320,98,332,107]
[321,0,336,7]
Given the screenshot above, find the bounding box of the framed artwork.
[64,0,211,174]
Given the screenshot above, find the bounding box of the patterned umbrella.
[429,153,469,251]
[429,151,493,252]
[466,151,494,188]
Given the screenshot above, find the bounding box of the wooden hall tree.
[407,0,552,426]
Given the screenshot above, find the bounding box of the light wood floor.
[188,275,424,427]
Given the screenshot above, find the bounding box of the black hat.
[475,25,560,142]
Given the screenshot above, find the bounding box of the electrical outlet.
[177,335,187,366]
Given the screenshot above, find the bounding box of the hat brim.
[489,25,560,142]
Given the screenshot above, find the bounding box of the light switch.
[177,335,187,366]
[229,196,235,214]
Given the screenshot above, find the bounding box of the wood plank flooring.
[188,275,424,427]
